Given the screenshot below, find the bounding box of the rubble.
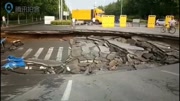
[65,36,179,74]
[2,36,179,75]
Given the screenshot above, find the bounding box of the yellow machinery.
[72,8,104,24]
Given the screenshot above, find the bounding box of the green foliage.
[51,20,71,25]
[1,0,70,20]
[103,0,179,19]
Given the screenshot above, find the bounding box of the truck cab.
[94,8,104,24]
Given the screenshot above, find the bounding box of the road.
[1,23,179,101]
[1,24,179,37]
[1,40,70,63]
[1,63,179,101]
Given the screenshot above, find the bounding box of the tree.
[103,0,179,19]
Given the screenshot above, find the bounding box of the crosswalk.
[19,47,67,61]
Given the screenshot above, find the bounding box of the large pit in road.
[1,32,179,75]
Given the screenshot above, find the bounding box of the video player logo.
[5,2,14,14]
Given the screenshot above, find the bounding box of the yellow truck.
[72,8,104,24]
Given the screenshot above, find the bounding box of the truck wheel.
[95,20,101,25]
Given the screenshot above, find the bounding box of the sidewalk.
[1,21,43,29]
[75,25,179,37]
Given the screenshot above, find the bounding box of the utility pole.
[120,0,123,15]
[59,0,60,20]
[61,0,63,20]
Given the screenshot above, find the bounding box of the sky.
[65,0,117,11]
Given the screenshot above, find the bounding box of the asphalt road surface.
[2,24,179,37]
[1,24,179,101]
[1,40,70,62]
[1,63,179,101]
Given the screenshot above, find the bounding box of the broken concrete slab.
[65,35,179,74]
[68,64,80,74]
[83,53,95,60]
[107,52,117,60]
[115,37,127,43]
[109,60,118,67]
[142,53,154,59]
[78,63,90,67]
[81,43,97,55]
[164,55,179,64]
[26,58,63,67]
[71,46,82,57]
[98,46,110,54]
[108,40,144,51]
[127,39,136,45]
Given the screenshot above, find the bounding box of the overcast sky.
[65,0,117,11]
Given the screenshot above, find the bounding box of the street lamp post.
[59,0,60,20]
[120,0,123,15]
[61,0,63,20]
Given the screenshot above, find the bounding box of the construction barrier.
[165,15,174,28]
[147,15,156,28]
[102,15,115,28]
[119,15,127,27]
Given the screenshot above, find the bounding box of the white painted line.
[34,48,44,58]
[44,47,54,60]
[22,48,33,58]
[161,70,179,76]
[61,80,73,101]
[56,47,63,61]
[68,47,71,56]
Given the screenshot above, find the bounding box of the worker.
[2,16,6,27]
[92,17,96,25]
[169,17,176,30]
[72,18,76,29]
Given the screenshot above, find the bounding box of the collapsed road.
[1,29,179,101]
[1,31,179,75]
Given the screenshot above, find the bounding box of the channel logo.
[5,2,14,13]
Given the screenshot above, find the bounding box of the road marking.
[68,47,71,56]
[61,80,73,101]
[34,48,44,58]
[44,47,54,60]
[22,48,33,58]
[56,47,63,61]
[161,70,179,76]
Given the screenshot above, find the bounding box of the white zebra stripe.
[44,47,54,60]
[68,47,71,56]
[56,47,63,61]
[34,48,44,58]
[22,48,33,58]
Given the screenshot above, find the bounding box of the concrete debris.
[115,37,127,43]
[3,36,178,75]
[71,46,82,57]
[65,36,179,74]
[107,52,117,60]
[109,60,118,68]
[142,53,154,59]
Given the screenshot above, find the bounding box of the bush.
[51,20,72,25]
